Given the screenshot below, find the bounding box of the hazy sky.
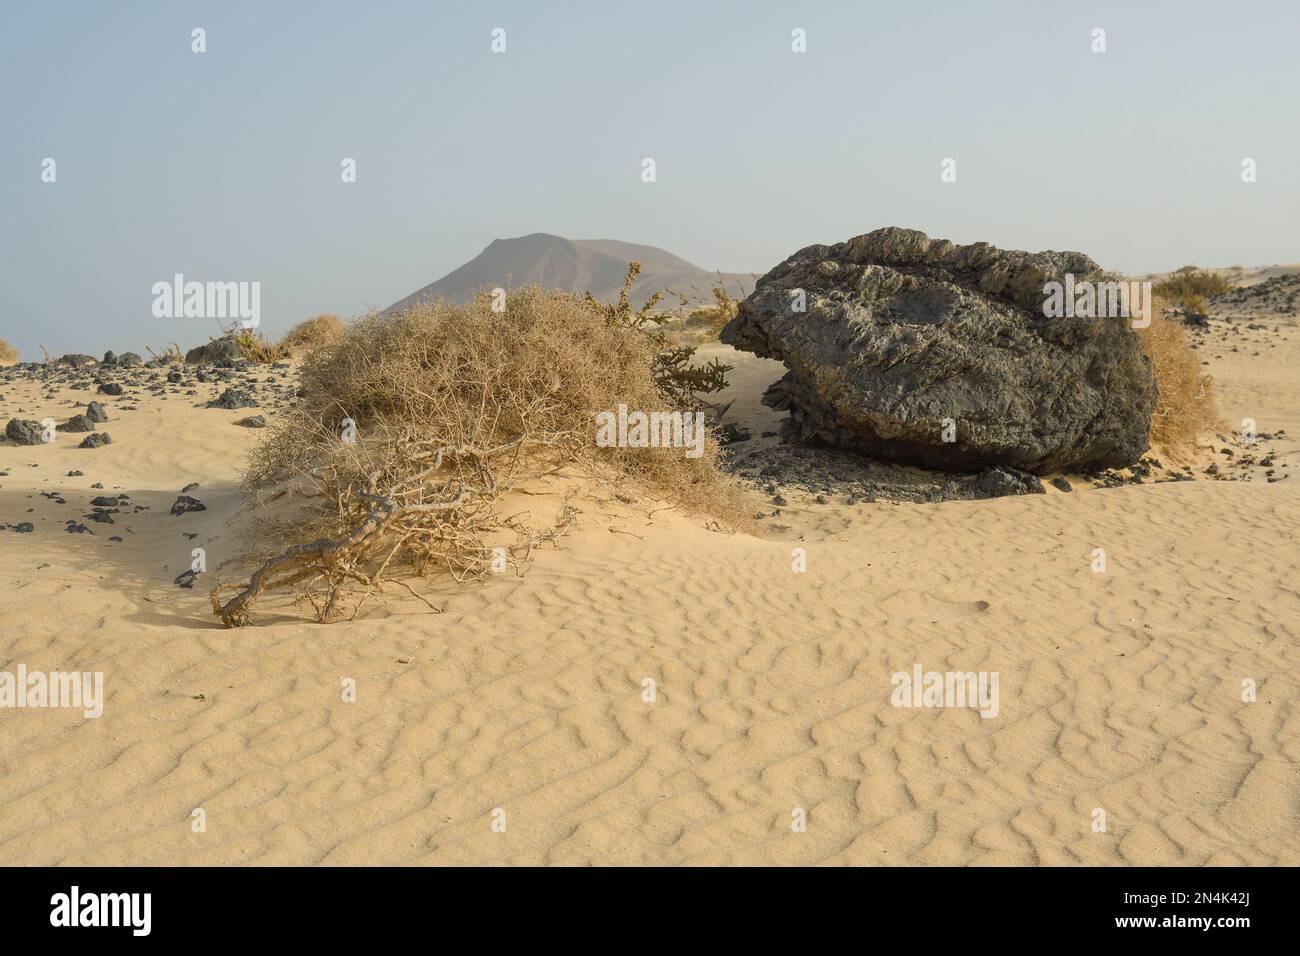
[3,0,1298,358]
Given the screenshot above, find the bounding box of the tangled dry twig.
[211,435,579,626]
[212,277,748,627]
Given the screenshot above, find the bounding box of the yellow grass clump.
[658,275,747,345]
[233,329,291,363]
[0,338,18,365]
[146,342,183,364]
[1153,266,1232,307]
[1137,293,1218,450]
[283,313,345,352]
[216,268,747,626]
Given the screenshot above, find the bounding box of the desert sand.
[1,312,1297,866]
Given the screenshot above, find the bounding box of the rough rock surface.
[56,414,96,433]
[208,388,257,410]
[5,419,44,445]
[721,227,1158,473]
[185,336,244,366]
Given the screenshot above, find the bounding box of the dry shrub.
[1137,294,1218,449]
[662,275,747,345]
[0,338,18,365]
[233,329,291,363]
[1154,266,1232,305]
[216,271,747,626]
[146,342,183,364]
[283,313,345,352]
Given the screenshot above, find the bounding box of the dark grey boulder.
[86,401,109,423]
[5,419,44,445]
[170,495,206,516]
[208,388,257,410]
[721,227,1158,474]
[234,414,267,428]
[97,382,124,396]
[56,414,96,433]
[185,336,244,366]
[102,350,143,368]
[971,467,1046,498]
[79,432,112,448]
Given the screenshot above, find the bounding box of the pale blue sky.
[2,0,1297,358]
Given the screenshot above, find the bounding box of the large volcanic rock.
[185,336,244,366]
[721,227,1157,474]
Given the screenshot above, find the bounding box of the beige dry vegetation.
[231,328,292,364]
[0,338,18,365]
[1137,293,1219,450]
[656,274,746,344]
[146,342,183,364]
[214,267,748,626]
[283,313,345,352]
[1153,266,1233,307]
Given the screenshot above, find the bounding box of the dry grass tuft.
[146,342,183,364]
[233,329,291,363]
[216,270,748,626]
[1137,294,1219,449]
[1154,266,1232,306]
[283,313,345,352]
[657,275,747,345]
[0,338,18,365]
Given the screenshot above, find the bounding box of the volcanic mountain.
[386,233,752,313]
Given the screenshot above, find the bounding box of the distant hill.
[386,233,754,314]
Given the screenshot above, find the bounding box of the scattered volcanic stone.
[972,466,1046,499]
[90,496,119,507]
[208,388,257,410]
[721,227,1158,474]
[56,414,96,433]
[1050,477,1073,492]
[174,569,200,589]
[167,369,184,383]
[6,419,44,445]
[97,382,124,396]
[59,354,97,367]
[79,433,112,448]
[170,495,206,516]
[85,401,109,422]
[234,414,267,428]
[13,522,34,533]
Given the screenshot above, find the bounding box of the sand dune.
[0,312,1297,866]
